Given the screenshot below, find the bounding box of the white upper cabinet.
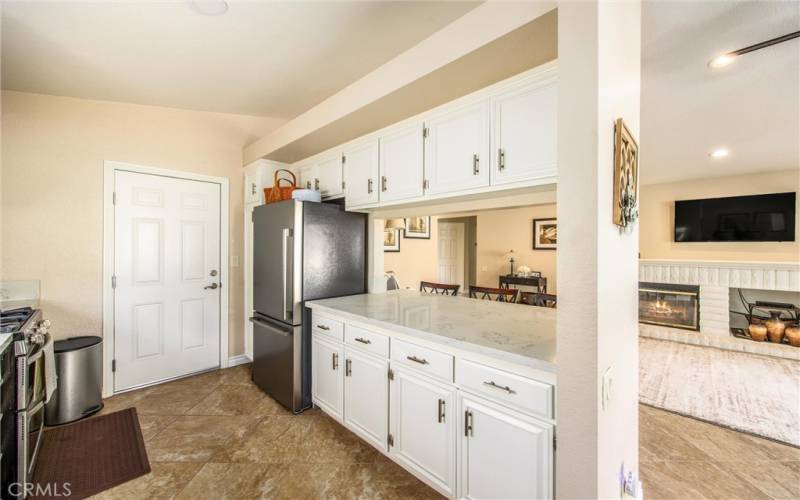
[424,101,490,195]
[490,76,558,186]
[343,139,380,208]
[315,154,344,198]
[459,394,553,500]
[296,162,314,191]
[379,121,425,203]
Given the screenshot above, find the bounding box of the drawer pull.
[406,355,429,365]
[332,353,338,370]
[438,398,446,423]
[316,324,331,331]
[345,359,352,377]
[483,380,516,394]
[354,337,371,345]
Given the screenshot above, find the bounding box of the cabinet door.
[459,394,553,499]
[425,101,490,195]
[315,154,344,198]
[390,366,456,497]
[296,163,314,191]
[344,140,379,207]
[379,122,424,203]
[344,348,389,451]
[311,336,344,422]
[491,78,557,186]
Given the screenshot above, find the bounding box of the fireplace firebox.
[639,282,700,331]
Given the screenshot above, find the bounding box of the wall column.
[556,1,642,498]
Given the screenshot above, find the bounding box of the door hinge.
[341,154,346,165]
[111,359,116,372]
[388,368,394,380]
[388,434,394,447]
[553,434,557,451]
[422,126,429,139]
[112,192,117,205]
[111,275,117,289]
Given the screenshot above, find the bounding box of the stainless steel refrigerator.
[250,200,367,413]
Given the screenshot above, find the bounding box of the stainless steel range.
[0,307,52,491]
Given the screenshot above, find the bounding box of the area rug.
[31,407,150,499]
[639,337,800,447]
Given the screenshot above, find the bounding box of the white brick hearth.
[639,259,800,360]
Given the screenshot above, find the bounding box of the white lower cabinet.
[458,394,553,500]
[311,335,344,422]
[389,366,456,497]
[343,348,389,451]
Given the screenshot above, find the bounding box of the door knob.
[204,283,219,290]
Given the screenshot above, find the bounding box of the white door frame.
[102,160,230,398]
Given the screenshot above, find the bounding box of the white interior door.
[114,170,221,392]
[437,222,465,292]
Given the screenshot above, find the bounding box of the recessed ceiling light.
[189,0,228,16]
[709,148,729,159]
[708,53,736,69]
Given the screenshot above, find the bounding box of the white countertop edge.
[0,333,15,353]
[307,301,557,381]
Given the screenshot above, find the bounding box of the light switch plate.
[602,366,613,410]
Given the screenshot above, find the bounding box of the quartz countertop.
[307,290,556,373]
[0,333,14,354]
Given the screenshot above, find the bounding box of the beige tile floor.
[90,364,799,499]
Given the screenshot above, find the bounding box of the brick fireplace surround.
[639,259,800,361]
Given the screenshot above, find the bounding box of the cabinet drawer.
[312,314,344,342]
[345,325,389,358]
[391,339,453,382]
[456,359,553,420]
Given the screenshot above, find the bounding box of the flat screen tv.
[674,192,796,242]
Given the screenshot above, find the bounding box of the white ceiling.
[1,1,479,119]
[641,1,800,185]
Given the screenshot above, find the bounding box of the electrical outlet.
[602,366,613,410]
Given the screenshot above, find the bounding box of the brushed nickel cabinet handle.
[381,176,387,192]
[354,337,371,345]
[306,180,311,189]
[314,178,320,191]
[332,353,338,370]
[406,355,429,365]
[367,178,373,194]
[251,183,256,195]
[464,410,473,437]
[345,359,352,377]
[438,399,445,423]
[473,154,480,175]
[498,148,505,171]
[316,324,330,331]
[483,380,516,394]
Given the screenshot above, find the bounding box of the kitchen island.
[306,290,556,499]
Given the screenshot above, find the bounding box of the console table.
[499,275,548,294]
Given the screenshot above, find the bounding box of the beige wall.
[476,204,557,293]
[1,90,283,356]
[383,217,439,291]
[640,170,800,262]
[383,204,558,294]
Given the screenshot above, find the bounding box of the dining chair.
[419,281,460,296]
[519,292,557,308]
[468,285,519,303]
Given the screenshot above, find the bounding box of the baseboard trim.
[227,354,252,367]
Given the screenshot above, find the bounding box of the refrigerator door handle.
[249,317,292,337]
[282,228,293,321]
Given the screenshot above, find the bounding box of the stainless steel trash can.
[44,336,104,426]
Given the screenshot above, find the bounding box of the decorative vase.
[765,312,786,343]
[748,323,767,341]
[785,325,800,347]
